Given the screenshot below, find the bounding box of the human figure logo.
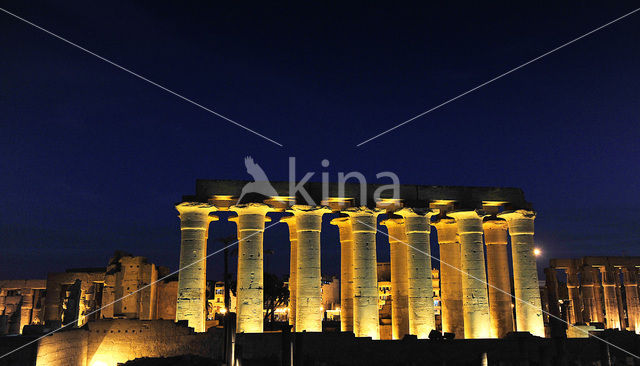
[236,156,400,206]
[237,156,278,203]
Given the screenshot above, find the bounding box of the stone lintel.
[188,180,532,211]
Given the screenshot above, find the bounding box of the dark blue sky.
[1,1,639,280]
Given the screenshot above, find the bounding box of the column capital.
[286,205,329,233]
[498,210,535,235]
[176,201,217,212]
[433,218,458,243]
[449,210,486,234]
[600,265,619,285]
[330,216,350,226]
[433,217,455,226]
[483,219,508,229]
[497,209,536,221]
[565,269,580,288]
[483,219,508,245]
[623,266,639,281]
[380,217,404,227]
[448,209,486,220]
[580,266,599,286]
[176,202,218,228]
[228,215,272,224]
[380,218,405,243]
[343,206,384,217]
[394,207,439,218]
[229,202,275,215]
[395,208,438,234]
[286,205,332,215]
[176,202,218,217]
[330,217,353,246]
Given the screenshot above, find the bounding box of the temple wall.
[36,329,88,366]
[0,280,47,335]
[34,319,222,366]
[44,271,105,327]
[156,281,178,320]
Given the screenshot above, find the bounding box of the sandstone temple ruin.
[0,252,178,336]
[175,179,544,339]
[544,256,640,335]
[2,180,639,366]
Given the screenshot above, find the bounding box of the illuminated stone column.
[565,268,583,324]
[499,210,544,337]
[581,266,603,323]
[483,219,514,338]
[615,274,626,329]
[19,289,34,334]
[434,218,464,339]
[280,215,298,329]
[623,267,640,332]
[544,267,564,337]
[625,267,640,331]
[0,289,6,318]
[449,211,491,339]
[592,269,605,323]
[344,207,382,339]
[331,217,354,332]
[396,208,438,339]
[175,202,217,332]
[289,205,330,332]
[601,266,621,329]
[381,218,409,339]
[230,203,273,333]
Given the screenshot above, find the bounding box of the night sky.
[1,1,639,281]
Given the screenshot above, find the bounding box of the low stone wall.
[36,329,88,366]
[34,319,223,366]
[3,325,637,366]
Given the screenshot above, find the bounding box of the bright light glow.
[91,362,108,366]
[220,307,227,314]
[533,248,542,257]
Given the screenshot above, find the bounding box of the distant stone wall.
[44,271,105,327]
[34,319,223,366]
[0,279,47,335]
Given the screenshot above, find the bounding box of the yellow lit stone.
[175,202,217,333]
[449,210,491,339]
[498,210,544,337]
[230,203,273,334]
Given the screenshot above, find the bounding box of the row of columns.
[551,263,640,332]
[175,201,544,339]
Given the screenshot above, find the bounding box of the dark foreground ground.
[2,329,640,365]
